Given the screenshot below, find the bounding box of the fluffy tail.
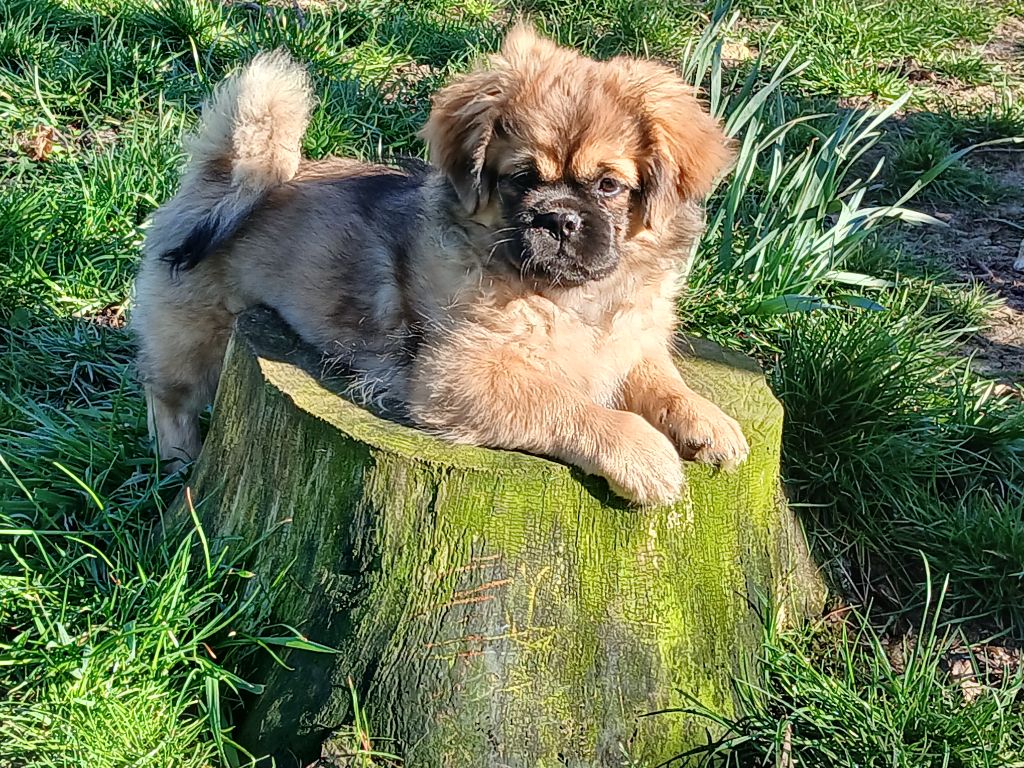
[150,50,313,270]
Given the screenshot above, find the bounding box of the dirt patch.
[897,149,1024,383]
[911,16,1024,111]
[970,306,1024,381]
[886,15,1024,384]
[984,16,1024,75]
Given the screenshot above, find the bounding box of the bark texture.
[181,306,824,767]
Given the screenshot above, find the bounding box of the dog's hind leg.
[133,266,235,471]
[145,382,204,469]
[141,328,233,470]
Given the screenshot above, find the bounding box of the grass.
[734,0,1015,101]
[1,0,1023,766]
[884,134,1003,203]
[677,574,1024,767]
[677,2,1024,628]
[771,300,1024,619]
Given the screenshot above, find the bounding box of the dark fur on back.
[158,203,257,271]
[158,156,432,272]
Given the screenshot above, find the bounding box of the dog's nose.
[533,210,583,240]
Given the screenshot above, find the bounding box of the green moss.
[182,308,823,766]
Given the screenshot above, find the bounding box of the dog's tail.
[149,51,313,270]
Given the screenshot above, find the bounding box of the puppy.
[133,26,749,505]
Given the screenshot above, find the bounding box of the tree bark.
[180,306,823,768]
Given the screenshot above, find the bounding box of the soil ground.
[902,149,1024,383]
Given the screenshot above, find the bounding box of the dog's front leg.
[409,353,684,506]
[621,350,749,469]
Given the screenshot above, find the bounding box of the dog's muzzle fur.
[498,177,620,286]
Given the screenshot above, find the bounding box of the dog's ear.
[421,23,561,214]
[617,59,733,231]
[421,68,506,214]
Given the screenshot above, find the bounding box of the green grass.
[770,300,1024,619]
[884,134,1003,204]
[678,574,1024,766]
[678,6,1024,626]
[1,0,1023,766]
[734,0,1011,100]
[929,51,995,85]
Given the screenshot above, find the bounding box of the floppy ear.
[618,59,734,231]
[420,23,560,214]
[420,68,506,214]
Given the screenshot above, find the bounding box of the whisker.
[519,252,538,281]
[487,237,516,261]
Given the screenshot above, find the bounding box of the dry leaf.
[778,721,794,768]
[721,41,756,63]
[949,657,982,704]
[20,125,56,162]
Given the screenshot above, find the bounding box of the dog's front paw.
[595,411,684,506]
[658,393,750,470]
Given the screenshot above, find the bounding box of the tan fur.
[133,27,749,504]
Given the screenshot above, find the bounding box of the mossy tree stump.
[180,306,823,767]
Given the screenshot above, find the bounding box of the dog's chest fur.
[451,264,680,407]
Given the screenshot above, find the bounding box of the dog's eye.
[499,168,538,190]
[596,177,624,197]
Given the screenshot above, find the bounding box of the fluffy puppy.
[133,26,749,505]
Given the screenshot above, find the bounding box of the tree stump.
[180,306,823,768]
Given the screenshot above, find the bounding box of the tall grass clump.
[679,7,992,332]
[0,318,326,766]
[2,447,250,766]
[679,7,1024,622]
[0,371,333,766]
[0,3,336,764]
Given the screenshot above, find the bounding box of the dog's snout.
[533,209,583,240]
[558,211,582,236]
